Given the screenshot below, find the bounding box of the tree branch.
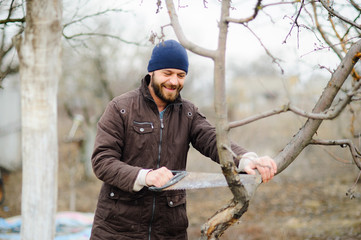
[0,17,25,24]
[226,1,299,24]
[229,105,288,129]
[309,138,361,170]
[164,0,216,59]
[62,32,141,45]
[312,1,343,59]
[275,39,361,174]
[349,0,361,12]
[283,0,305,45]
[319,0,361,30]
[229,78,361,129]
[226,0,262,24]
[63,9,125,28]
[242,23,284,74]
[201,200,249,240]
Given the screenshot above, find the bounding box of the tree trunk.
[15,0,62,239]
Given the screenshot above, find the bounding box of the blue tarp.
[0,211,93,240]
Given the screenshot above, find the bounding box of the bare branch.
[346,170,360,199]
[319,0,361,30]
[226,0,262,24]
[62,32,142,46]
[318,145,353,164]
[229,79,361,129]
[201,201,249,240]
[283,0,305,45]
[349,0,361,12]
[63,9,125,28]
[155,0,162,14]
[229,105,288,129]
[226,1,299,24]
[275,39,361,174]
[0,17,25,24]
[241,23,284,74]
[312,1,343,59]
[164,0,216,59]
[309,138,361,170]
[148,24,171,44]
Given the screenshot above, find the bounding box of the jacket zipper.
[148,116,164,240]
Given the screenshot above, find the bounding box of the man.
[90,40,277,239]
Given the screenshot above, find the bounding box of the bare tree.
[162,0,361,239]
[13,0,62,239]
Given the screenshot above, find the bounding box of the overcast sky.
[66,0,342,85]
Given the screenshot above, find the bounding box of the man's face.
[149,69,186,104]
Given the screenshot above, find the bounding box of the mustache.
[162,83,180,90]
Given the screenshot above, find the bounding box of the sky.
[62,0,344,87]
[112,0,341,81]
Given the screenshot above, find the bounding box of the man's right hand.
[145,167,174,188]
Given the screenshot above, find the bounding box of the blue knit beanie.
[147,40,189,73]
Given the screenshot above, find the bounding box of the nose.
[169,74,178,85]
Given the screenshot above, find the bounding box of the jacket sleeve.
[91,100,141,193]
[190,107,248,166]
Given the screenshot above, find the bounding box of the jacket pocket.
[159,193,188,237]
[133,121,154,134]
[127,121,156,159]
[101,188,143,233]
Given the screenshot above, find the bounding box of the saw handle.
[148,171,187,192]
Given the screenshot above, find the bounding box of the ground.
[1,145,360,240]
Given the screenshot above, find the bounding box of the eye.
[178,74,186,79]
[163,72,172,76]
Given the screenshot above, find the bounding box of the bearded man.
[90,40,277,240]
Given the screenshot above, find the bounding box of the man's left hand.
[243,155,277,183]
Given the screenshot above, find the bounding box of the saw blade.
[159,172,262,196]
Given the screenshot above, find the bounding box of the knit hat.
[147,40,189,73]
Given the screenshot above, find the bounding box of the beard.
[151,73,183,103]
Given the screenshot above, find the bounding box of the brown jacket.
[90,75,247,239]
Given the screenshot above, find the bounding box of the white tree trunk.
[15,0,62,239]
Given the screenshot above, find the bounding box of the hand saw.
[149,171,262,196]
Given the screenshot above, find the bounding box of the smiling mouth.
[163,85,177,91]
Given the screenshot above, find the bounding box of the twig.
[318,145,353,164]
[319,0,361,30]
[229,79,361,129]
[0,17,25,24]
[309,138,361,170]
[62,32,142,45]
[63,9,125,28]
[149,24,171,44]
[226,1,298,24]
[349,0,361,12]
[283,0,305,45]
[311,1,343,59]
[346,170,360,199]
[229,105,288,129]
[242,23,284,74]
[226,0,263,24]
[156,0,162,14]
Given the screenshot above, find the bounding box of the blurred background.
[0,0,360,239]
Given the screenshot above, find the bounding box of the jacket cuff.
[238,152,258,171]
[133,169,152,192]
